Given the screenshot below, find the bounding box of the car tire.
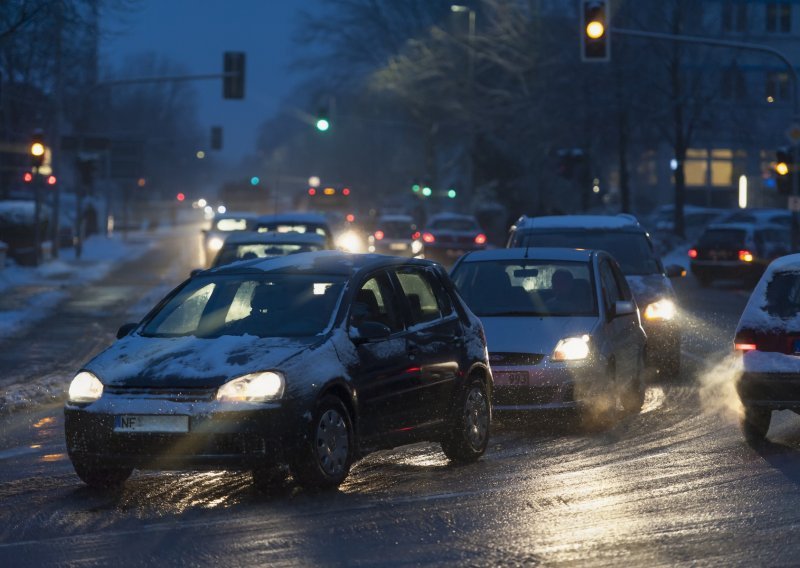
[290,395,353,490]
[742,407,771,444]
[441,376,490,463]
[252,465,288,491]
[621,375,645,415]
[71,459,132,489]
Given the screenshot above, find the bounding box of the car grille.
[104,386,217,403]
[489,352,544,366]
[494,384,573,406]
[99,432,268,457]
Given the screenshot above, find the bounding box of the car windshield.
[765,272,800,318]
[141,274,346,338]
[378,221,415,238]
[214,243,324,267]
[517,231,659,275]
[698,229,746,248]
[257,223,329,238]
[451,259,597,317]
[428,218,479,232]
[215,218,250,231]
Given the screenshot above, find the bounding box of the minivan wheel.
[441,377,490,463]
[71,459,132,489]
[290,395,353,489]
[742,407,771,444]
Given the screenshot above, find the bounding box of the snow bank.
[0,290,67,338]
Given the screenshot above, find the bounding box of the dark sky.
[102,0,322,163]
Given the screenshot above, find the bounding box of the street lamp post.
[451,5,476,208]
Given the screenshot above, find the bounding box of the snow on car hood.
[480,316,598,355]
[625,274,675,307]
[743,350,800,374]
[86,334,315,388]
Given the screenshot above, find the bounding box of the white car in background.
[202,212,257,267]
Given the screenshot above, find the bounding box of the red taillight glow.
[342,188,350,196]
[346,213,355,223]
[739,250,754,262]
[23,172,33,183]
[412,231,421,240]
[475,233,487,245]
[176,192,185,202]
[374,230,385,240]
[734,343,757,352]
[422,232,435,244]
[47,175,56,185]
[308,188,316,196]
[688,248,698,259]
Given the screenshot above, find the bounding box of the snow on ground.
[0,290,67,338]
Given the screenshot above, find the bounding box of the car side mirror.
[116,322,138,339]
[190,268,204,278]
[349,321,392,343]
[614,300,636,318]
[665,264,686,278]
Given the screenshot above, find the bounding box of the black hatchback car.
[65,252,492,490]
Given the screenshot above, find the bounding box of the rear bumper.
[690,260,762,280]
[737,372,800,410]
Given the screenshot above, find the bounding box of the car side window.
[609,261,633,301]
[395,269,443,325]
[427,269,455,317]
[599,261,622,311]
[351,274,403,333]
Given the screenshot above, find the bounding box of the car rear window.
[516,231,659,276]
[765,272,800,318]
[378,221,415,239]
[698,229,746,248]
[214,243,323,266]
[258,223,330,238]
[428,218,479,232]
[215,218,249,231]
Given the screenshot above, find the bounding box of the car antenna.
[524,245,529,259]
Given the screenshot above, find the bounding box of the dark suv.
[507,214,683,377]
[65,252,491,490]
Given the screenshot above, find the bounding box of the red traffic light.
[176,192,186,202]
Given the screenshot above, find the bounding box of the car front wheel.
[290,395,354,489]
[71,460,132,489]
[441,376,490,463]
[742,407,771,444]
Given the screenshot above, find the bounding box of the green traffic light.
[412,184,420,193]
[447,189,456,198]
[421,186,432,197]
[250,176,260,186]
[316,118,330,132]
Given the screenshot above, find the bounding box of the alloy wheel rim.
[464,387,489,450]
[315,409,349,476]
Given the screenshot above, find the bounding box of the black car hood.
[625,274,675,306]
[86,334,316,388]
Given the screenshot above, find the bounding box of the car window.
[765,272,800,318]
[428,218,479,232]
[698,229,746,248]
[517,230,660,275]
[599,261,622,309]
[609,261,632,301]
[151,283,216,335]
[378,221,416,239]
[258,223,329,238]
[351,274,403,333]
[395,269,443,325]
[215,218,249,231]
[215,243,322,266]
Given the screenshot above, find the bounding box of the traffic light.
[30,130,45,169]
[316,107,330,131]
[223,52,246,99]
[776,147,793,195]
[447,189,457,199]
[211,126,223,150]
[581,1,610,62]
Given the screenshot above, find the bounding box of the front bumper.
[737,372,800,411]
[65,396,290,470]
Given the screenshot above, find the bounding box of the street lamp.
[451,5,476,205]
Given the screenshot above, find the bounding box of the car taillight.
[374,230,385,240]
[739,250,754,262]
[422,232,435,244]
[734,330,757,352]
[412,231,421,240]
[474,233,487,245]
[688,248,698,259]
[734,342,757,352]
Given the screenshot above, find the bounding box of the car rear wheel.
[742,407,771,444]
[290,395,353,490]
[71,459,132,489]
[441,376,490,463]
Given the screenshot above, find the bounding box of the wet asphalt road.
[1,237,800,566]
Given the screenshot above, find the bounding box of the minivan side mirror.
[665,264,686,278]
[349,321,392,343]
[116,322,138,339]
[614,300,636,318]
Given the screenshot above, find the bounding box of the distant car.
[507,214,683,377]
[734,254,800,443]
[416,213,487,264]
[254,213,335,249]
[210,232,326,268]
[368,214,420,257]
[689,223,790,287]
[451,248,646,426]
[719,208,792,228]
[64,252,492,490]
[202,212,257,267]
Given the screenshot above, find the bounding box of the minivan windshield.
[142,274,346,338]
[451,259,597,317]
[517,231,660,275]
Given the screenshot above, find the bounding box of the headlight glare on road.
[68,371,103,404]
[644,299,676,321]
[208,236,224,252]
[216,371,285,402]
[552,335,591,361]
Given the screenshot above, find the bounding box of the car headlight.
[552,335,591,361]
[411,240,423,254]
[216,371,285,402]
[643,299,676,321]
[208,236,224,252]
[336,231,365,253]
[68,371,104,404]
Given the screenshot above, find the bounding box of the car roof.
[457,247,596,263]
[222,231,326,245]
[208,250,437,277]
[213,211,258,220]
[514,214,641,231]
[377,214,414,223]
[255,212,329,225]
[427,212,477,222]
[704,222,788,233]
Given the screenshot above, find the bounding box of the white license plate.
[114,415,189,433]
[389,243,408,251]
[494,371,530,387]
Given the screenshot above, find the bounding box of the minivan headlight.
[643,299,676,321]
[552,336,591,361]
[216,371,285,402]
[68,371,104,403]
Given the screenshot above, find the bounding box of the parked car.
[0,200,50,265]
[368,214,421,257]
[415,213,487,264]
[734,254,800,443]
[202,212,257,267]
[65,251,492,490]
[451,247,646,426]
[254,212,335,249]
[210,232,326,268]
[689,223,790,287]
[507,214,683,377]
